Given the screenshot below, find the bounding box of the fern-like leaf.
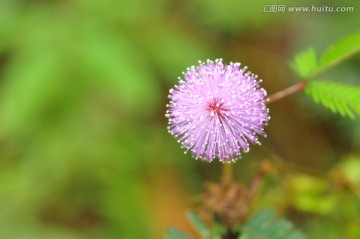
[319,31,360,74]
[240,210,306,239]
[305,80,360,119]
[290,31,360,79]
[290,47,318,78]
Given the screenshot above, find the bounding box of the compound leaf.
[290,31,360,79]
[305,80,360,119]
[319,31,360,74]
[241,210,306,239]
[290,47,318,79]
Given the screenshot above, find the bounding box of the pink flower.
[166,59,270,162]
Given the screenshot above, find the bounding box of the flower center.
[207,98,226,117]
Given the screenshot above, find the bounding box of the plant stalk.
[221,163,233,184]
[266,80,307,104]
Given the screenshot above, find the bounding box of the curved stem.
[266,80,307,104]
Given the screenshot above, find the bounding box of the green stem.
[221,163,233,184]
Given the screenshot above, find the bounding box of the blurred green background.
[0,0,359,238]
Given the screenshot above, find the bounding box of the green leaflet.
[290,31,360,118]
[290,47,318,79]
[241,210,306,239]
[187,210,227,239]
[187,211,211,238]
[165,210,305,239]
[291,31,360,79]
[164,228,194,239]
[305,81,360,119]
[319,31,360,74]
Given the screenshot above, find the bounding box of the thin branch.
[248,171,265,200]
[266,80,307,104]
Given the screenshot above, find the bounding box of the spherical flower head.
[166,59,270,163]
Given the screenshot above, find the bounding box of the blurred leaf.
[187,211,227,239]
[337,155,360,184]
[291,31,360,79]
[187,211,210,238]
[0,51,65,135]
[0,11,79,136]
[210,223,227,239]
[318,31,360,75]
[241,210,306,239]
[164,228,194,239]
[305,80,360,119]
[290,174,337,215]
[306,219,340,239]
[0,0,20,53]
[0,3,159,239]
[290,48,318,78]
[0,10,161,137]
[76,27,161,116]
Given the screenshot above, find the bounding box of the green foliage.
[290,31,360,118]
[289,174,337,215]
[338,155,360,184]
[0,1,170,238]
[187,211,227,239]
[241,210,306,239]
[187,211,210,238]
[319,31,360,74]
[167,210,306,239]
[291,31,360,79]
[164,228,193,239]
[0,0,359,238]
[290,48,318,78]
[305,80,360,119]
